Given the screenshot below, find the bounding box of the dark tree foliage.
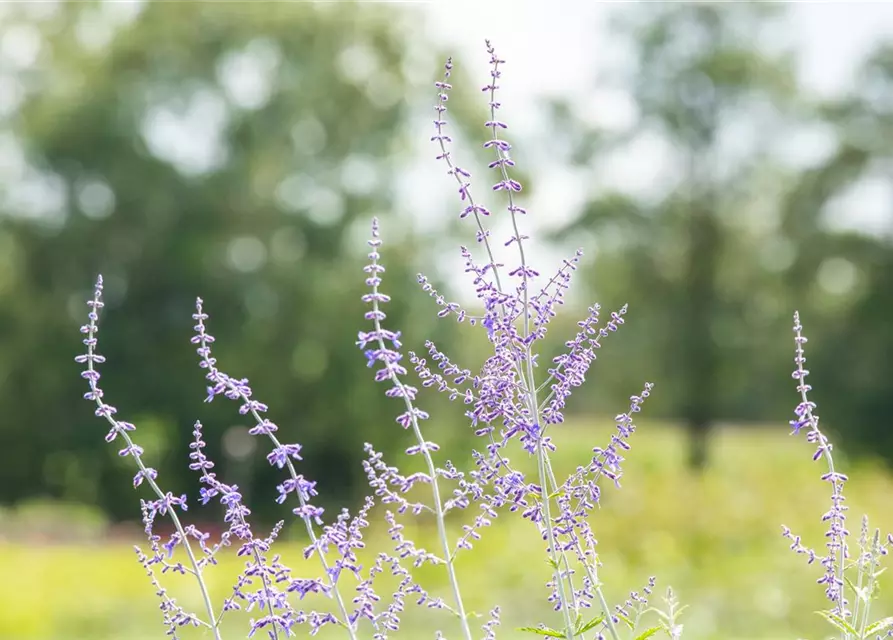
[782,45,893,464]
[550,4,800,470]
[0,1,460,522]
[546,5,893,469]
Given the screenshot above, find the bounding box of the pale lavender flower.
[76,40,690,640]
[189,422,295,637]
[782,312,849,616]
[192,299,324,527]
[78,276,222,637]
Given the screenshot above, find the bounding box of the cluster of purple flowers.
[77,41,890,640]
[781,313,893,638]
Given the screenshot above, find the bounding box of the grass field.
[3,419,892,640]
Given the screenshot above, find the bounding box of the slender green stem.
[851,520,867,633]
[542,454,580,616]
[368,246,474,640]
[857,529,882,639]
[523,345,574,639]
[193,301,356,639]
[535,429,576,639]
[84,307,222,640]
[543,451,621,640]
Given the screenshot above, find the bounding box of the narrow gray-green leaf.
[865,616,893,635]
[517,626,566,638]
[816,610,860,636]
[632,626,663,640]
[575,614,606,634]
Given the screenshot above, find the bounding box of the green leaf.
[615,612,634,629]
[816,610,860,636]
[865,616,893,635]
[517,626,566,638]
[844,576,871,604]
[633,626,663,640]
[575,614,606,634]
[646,606,671,622]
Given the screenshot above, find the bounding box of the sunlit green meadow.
[4,420,892,640]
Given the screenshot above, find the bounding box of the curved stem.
[87,411,221,637]
[193,305,356,639]
[82,296,222,639]
[220,391,358,640]
[793,317,846,625]
[368,271,474,640]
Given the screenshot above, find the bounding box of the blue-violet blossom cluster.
[77,42,892,640]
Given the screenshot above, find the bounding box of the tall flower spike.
[359,218,474,640]
[482,39,538,325]
[192,299,322,519]
[782,312,849,616]
[430,53,523,353]
[78,276,222,639]
[432,58,491,221]
[191,297,360,639]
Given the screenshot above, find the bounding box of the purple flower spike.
[75,40,706,640]
[782,312,850,616]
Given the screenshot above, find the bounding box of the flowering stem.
[193,300,356,639]
[128,435,221,640]
[192,426,280,639]
[81,284,221,640]
[202,372,358,640]
[793,314,847,623]
[543,457,621,640]
[272,433,358,640]
[408,405,475,640]
[366,239,474,640]
[431,57,530,390]
[524,365,575,639]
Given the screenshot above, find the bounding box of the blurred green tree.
[776,43,893,462]
[0,1,463,522]
[549,4,805,469]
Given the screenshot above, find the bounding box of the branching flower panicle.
[78,41,670,640]
[77,40,884,640]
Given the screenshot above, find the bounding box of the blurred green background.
[0,1,891,638]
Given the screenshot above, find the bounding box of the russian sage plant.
[76,42,889,640]
[783,313,893,640]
